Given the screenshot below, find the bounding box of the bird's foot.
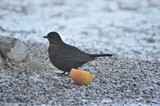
[55,72,69,76]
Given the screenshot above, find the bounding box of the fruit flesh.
[70,68,94,85]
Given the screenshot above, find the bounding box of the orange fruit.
[70,68,94,85]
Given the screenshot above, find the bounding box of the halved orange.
[70,68,94,85]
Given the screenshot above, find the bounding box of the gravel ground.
[0,0,160,105]
[0,42,160,106]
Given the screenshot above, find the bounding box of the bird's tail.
[90,54,112,58]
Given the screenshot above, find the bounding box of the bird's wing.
[59,44,92,62]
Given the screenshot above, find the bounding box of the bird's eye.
[52,36,56,39]
[48,35,53,38]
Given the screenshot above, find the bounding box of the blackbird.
[43,32,112,74]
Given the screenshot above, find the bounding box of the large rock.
[0,36,28,62]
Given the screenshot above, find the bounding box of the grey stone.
[0,36,28,62]
[0,36,16,59]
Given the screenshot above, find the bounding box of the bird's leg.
[55,72,69,76]
[64,72,70,76]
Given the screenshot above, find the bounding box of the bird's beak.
[43,36,47,38]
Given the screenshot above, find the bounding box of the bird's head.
[43,32,63,44]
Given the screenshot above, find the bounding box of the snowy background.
[0,0,160,61]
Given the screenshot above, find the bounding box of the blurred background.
[0,0,160,61]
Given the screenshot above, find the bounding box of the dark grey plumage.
[44,32,112,73]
